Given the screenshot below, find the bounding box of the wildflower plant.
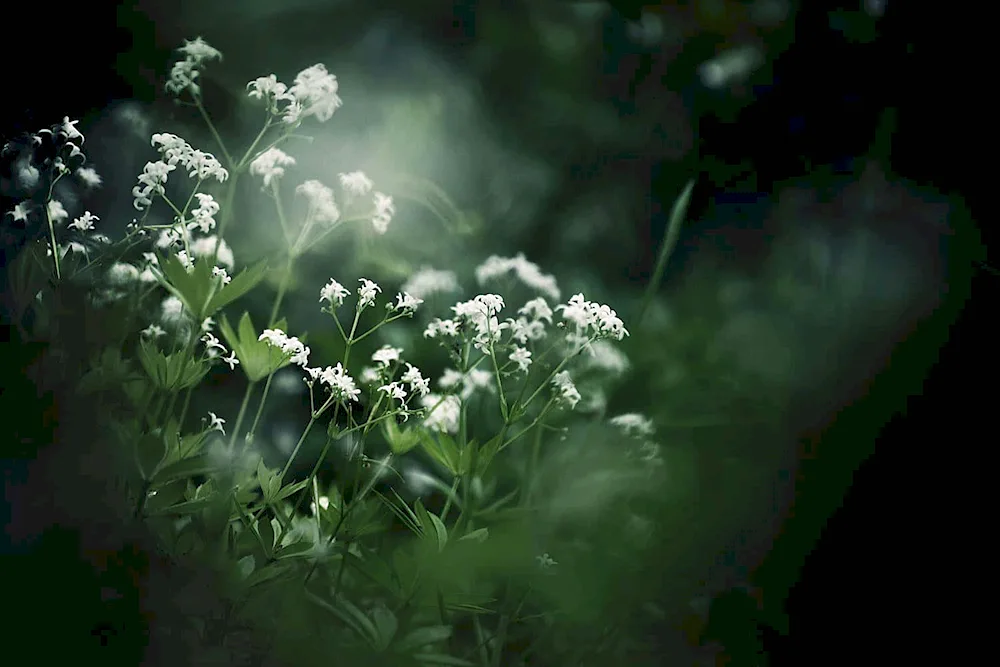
[1,37,664,667]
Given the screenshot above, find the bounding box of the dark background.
[2,1,988,664]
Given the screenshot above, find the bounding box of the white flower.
[393,292,423,314]
[357,278,381,309]
[207,411,226,435]
[509,346,532,373]
[555,293,629,342]
[212,266,232,285]
[401,267,460,300]
[75,166,102,188]
[9,201,32,223]
[68,211,99,232]
[506,317,546,344]
[584,340,630,374]
[246,74,293,114]
[179,36,222,64]
[107,262,139,286]
[475,253,560,301]
[288,63,342,122]
[360,366,382,385]
[609,413,655,438]
[176,250,194,272]
[47,200,68,224]
[259,328,289,348]
[189,235,234,269]
[222,350,240,370]
[161,296,187,324]
[439,368,494,401]
[420,394,461,434]
[249,147,296,188]
[201,317,216,333]
[400,363,430,397]
[378,381,408,407]
[319,363,361,402]
[536,553,558,569]
[423,318,460,338]
[320,278,349,307]
[201,332,227,355]
[551,371,581,409]
[167,38,222,96]
[189,193,220,234]
[338,171,373,196]
[371,191,395,234]
[141,323,166,339]
[371,345,402,367]
[132,160,175,210]
[296,179,339,224]
[519,297,553,323]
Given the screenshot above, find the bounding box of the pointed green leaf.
[275,478,310,500]
[256,517,274,558]
[370,606,398,651]
[427,512,448,552]
[150,453,217,486]
[274,540,314,559]
[146,495,216,516]
[458,528,489,544]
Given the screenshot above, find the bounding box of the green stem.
[279,415,316,480]
[243,373,274,453]
[635,178,695,329]
[227,380,257,453]
[268,255,295,327]
[439,477,461,523]
[44,207,62,282]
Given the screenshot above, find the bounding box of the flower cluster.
[419,394,461,434]
[475,253,561,301]
[556,293,629,343]
[259,328,311,367]
[201,331,239,369]
[401,267,460,301]
[303,363,361,403]
[551,370,581,409]
[151,133,229,183]
[450,294,507,351]
[165,36,223,97]
[249,147,296,188]
[246,63,342,124]
[295,179,340,225]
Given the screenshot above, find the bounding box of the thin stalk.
[268,255,295,327]
[227,380,257,453]
[243,373,274,453]
[635,178,695,329]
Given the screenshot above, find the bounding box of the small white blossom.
[207,411,226,435]
[400,363,430,397]
[249,147,296,188]
[107,262,139,286]
[75,166,102,188]
[319,363,361,402]
[189,193,220,234]
[439,368,494,401]
[509,346,532,373]
[378,381,408,407]
[519,297,553,323]
[475,253,560,301]
[161,296,186,325]
[338,171,373,196]
[176,250,194,271]
[68,211,99,232]
[189,236,234,269]
[132,160,175,211]
[420,394,461,434]
[222,350,240,370]
[423,318,460,338]
[288,64,342,123]
[371,191,395,234]
[371,345,402,367]
[201,332,227,355]
[212,266,232,285]
[47,200,68,224]
[401,267,460,300]
[360,366,382,385]
[609,413,655,438]
[357,278,381,309]
[296,179,340,224]
[9,201,32,223]
[393,292,423,314]
[320,278,350,307]
[506,317,546,344]
[551,371,581,409]
[141,323,166,339]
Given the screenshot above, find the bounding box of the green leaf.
[244,560,297,589]
[418,430,460,476]
[383,419,421,455]
[274,540,314,559]
[413,500,447,552]
[204,260,268,316]
[370,606,398,651]
[458,528,489,544]
[275,478,309,501]
[146,496,216,516]
[473,434,504,476]
[394,626,452,654]
[375,489,422,536]
[150,453,217,486]
[155,252,215,320]
[222,310,292,382]
[427,513,448,552]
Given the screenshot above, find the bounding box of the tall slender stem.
[635,178,695,329]
[243,373,274,453]
[227,380,257,453]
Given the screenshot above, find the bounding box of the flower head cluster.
[420,394,461,434]
[187,193,219,234]
[259,328,310,367]
[319,278,350,308]
[249,147,296,188]
[451,294,507,351]
[296,180,340,225]
[392,292,423,315]
[438,368,494,400]
[165,37,223,97]
[303,363,360,403]
[151,133,228,183]
[357,278,381,310]
[246,64,342,124]
[371,192,395,234]
[506,296,552,345]
[371,345,402,367]
[339,171,373,197]
[556,293,629,343]
[475,253,560,301]
[551,371,581,409]
[609,413,655,438]
[401,267,460,301]
[68,210,99,232]
[132,161,175,211]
